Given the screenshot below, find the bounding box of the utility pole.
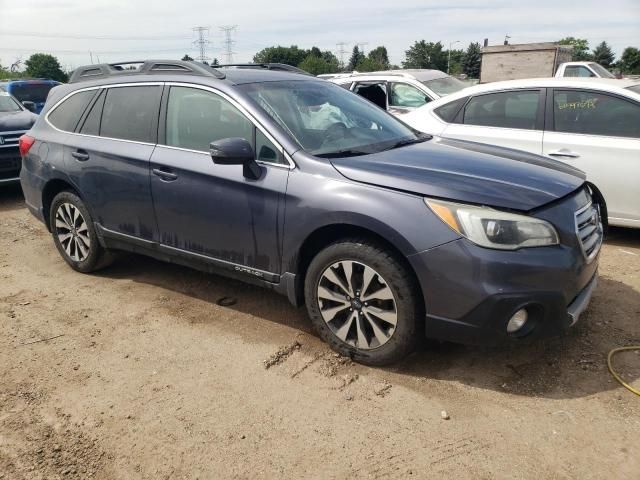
[89,51,94,64]
[219,25,237,64]
[336,42,347,70]
[447,40,460,74]
[192,26,211,63]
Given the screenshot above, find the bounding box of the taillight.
[19,135,35,157]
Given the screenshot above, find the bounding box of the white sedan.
[402,78,640,228]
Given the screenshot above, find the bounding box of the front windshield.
[422,76,467,96]
[589,63,616,78]
[0,94,22,113]
[240,80,421,157]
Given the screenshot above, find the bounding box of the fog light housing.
[507,309,528,334]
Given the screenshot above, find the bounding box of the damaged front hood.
[331,136,585,211]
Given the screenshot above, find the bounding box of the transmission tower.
[357,42,369,55]
[219,25,237,63]
[336,42,348,70]
[192,26,211,63]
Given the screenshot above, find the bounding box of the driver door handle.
[548,149,580,158]
[152,168,178,181]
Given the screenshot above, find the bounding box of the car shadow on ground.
[97,247,640,400]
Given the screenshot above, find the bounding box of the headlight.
[425,198,559,250]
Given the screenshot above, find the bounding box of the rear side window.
[48,90,96,132]
[434,97,468,123]
[463,90,540,130]
[100,86,162,143]
[553,90,640,138]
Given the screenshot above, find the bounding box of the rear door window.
[100,86,162,143]
[48,90,96,132]
[553,90,640,138]
[463,90,540,130]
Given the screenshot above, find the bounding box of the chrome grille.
[0,130,26,149]
[575,201,603,263]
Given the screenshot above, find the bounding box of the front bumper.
[417,267,597,346]
[408,187,601,346]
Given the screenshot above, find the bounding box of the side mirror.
[210,137,261,179]
[22,101,36,112]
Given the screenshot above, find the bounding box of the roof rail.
[216,63,312,76]
[68,60,225,83]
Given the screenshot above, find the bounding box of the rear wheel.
[49,191,113,273]
[304,239,420,366]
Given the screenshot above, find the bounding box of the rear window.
[434,97,467,123]
[48,90,96,132]
[9,83,58,103]
[100,86,162,143]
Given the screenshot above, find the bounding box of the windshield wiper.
[383,134,432,151]
[315,149,370,158]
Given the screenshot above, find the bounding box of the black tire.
[49,191,114,273]
[304,239,421,366]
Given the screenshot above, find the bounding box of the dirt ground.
[1,183,639,480]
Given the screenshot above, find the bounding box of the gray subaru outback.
[19,60,602,365]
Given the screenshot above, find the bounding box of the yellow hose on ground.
[607,346,640,397]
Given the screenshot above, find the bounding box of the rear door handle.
[548,149,580,158]
[152,168,178,181]
[71,150,90,161]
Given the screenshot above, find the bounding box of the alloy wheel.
[317,260,398,350]
[55,203,91,262]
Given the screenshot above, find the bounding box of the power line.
[0,30,191,41]
[219,25,237,63]
[192,26,211,63]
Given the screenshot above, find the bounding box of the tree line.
[2,38,639,82]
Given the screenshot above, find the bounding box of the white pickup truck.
[555,62,616,78]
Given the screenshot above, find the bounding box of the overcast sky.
[1,0,638,71]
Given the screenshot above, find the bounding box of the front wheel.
[304,239,421,366]
[49,191,113,273]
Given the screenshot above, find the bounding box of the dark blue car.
[19,60,602,365]
[0,79,61,114]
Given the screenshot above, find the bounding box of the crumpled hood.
[331,136,586,211]
[0,110,37,132]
